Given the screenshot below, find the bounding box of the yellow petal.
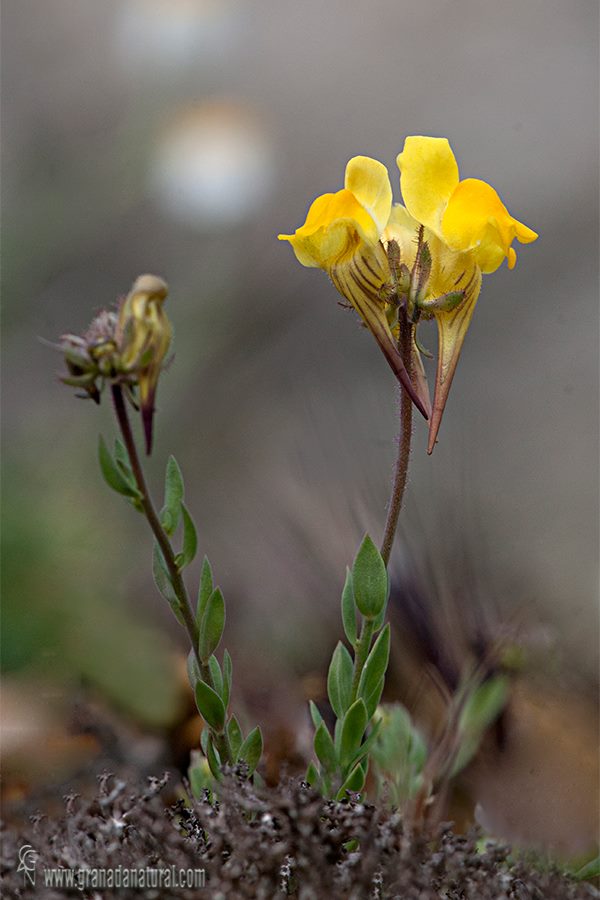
[278,188,379,268]
[427,286,480,454]
[441,178,538,274]
[382,203,421,263]
[397,136,459,236]
[344,156,392,234]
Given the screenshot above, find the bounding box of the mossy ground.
[2,769,596,899]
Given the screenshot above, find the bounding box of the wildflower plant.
[280,136,537,806]
[58,274,262,787]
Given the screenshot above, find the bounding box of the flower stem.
[111,385,233,763]
[380,312,414,567]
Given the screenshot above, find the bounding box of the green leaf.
[408,728,427,772]
[188,750,213,798]
[175,504,198,570]
[152,543,184,625]
[200,726,209,755]
[336,759,367,799]
[339,699,368,769]
[195,679,226,731]
[313,722,337,776]
[208,655,223,699]
[352,535,388,619]
[363,676,385,721]
[347,718,382,770]
[358,624,390,717]
[196,557,214,625]
[161,456,184,535]
[372,599,388,633]
[198,588,225,662]
[341,568,357,646]
[222,650,232,709]
[206,733,223,781]
[238,726,263,775]
[309,700,324,730]
[227,715,243,760]
[113,438,134,481]
[334,718,343,755]
[451,676,509,776]
[98,435,140,499]
[305,761,320,788]
[187,649,201,690]
[574,854,600,881]
[327,641,354,719]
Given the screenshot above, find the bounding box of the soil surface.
[1,769,597,899]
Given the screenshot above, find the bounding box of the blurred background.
[2,0,598,857]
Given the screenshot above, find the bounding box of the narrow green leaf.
[347,718,382,770]
[200,726,209,755]
[227,715,243,760]
[341,568,357,646]
[313,722,337,776]
[451,675,509,776]
[339,699,368,769]
[327,641,354,719]
[363,676,385,720]
[372,598,388,632]
[187,649,201,690]
[195,679,226,731]
[161,456,184,535]
[98,435,140,498]
[113,438,134,481]
[152,543,184,625]
[334,718,343,756]
[189,751,213,798]
[206,733,223,781]
[196,557,214,625]
[574,855,600,882]
[305,761,320,788]
[238,726,263,775]
[336,759,367,799]
[222,650,233,709]
[352,535,388,619]
[175,504,198,570]
[358,624,391,715]
[208,655,223,699]
[198,588,225,662]
[309,700,324,730]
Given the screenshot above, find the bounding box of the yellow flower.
[279,139,537,453]
[396,136,538,452]
[278,157,429,419]
[117,274,172,454]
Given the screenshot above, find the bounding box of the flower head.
[278,158,429,419]
[279,138,538,452]
[396,136,538,451]
[58,274,172,454]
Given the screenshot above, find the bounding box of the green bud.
[352,535,388,619]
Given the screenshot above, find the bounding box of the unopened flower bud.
[117,274,172,454]
[59,310,119,403]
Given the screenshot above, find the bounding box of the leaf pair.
[160,456,197,570]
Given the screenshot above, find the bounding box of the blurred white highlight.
[150,103,275,227]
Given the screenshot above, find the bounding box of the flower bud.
[116,274,172,454]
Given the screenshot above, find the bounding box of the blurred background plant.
[2,0,598,864]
